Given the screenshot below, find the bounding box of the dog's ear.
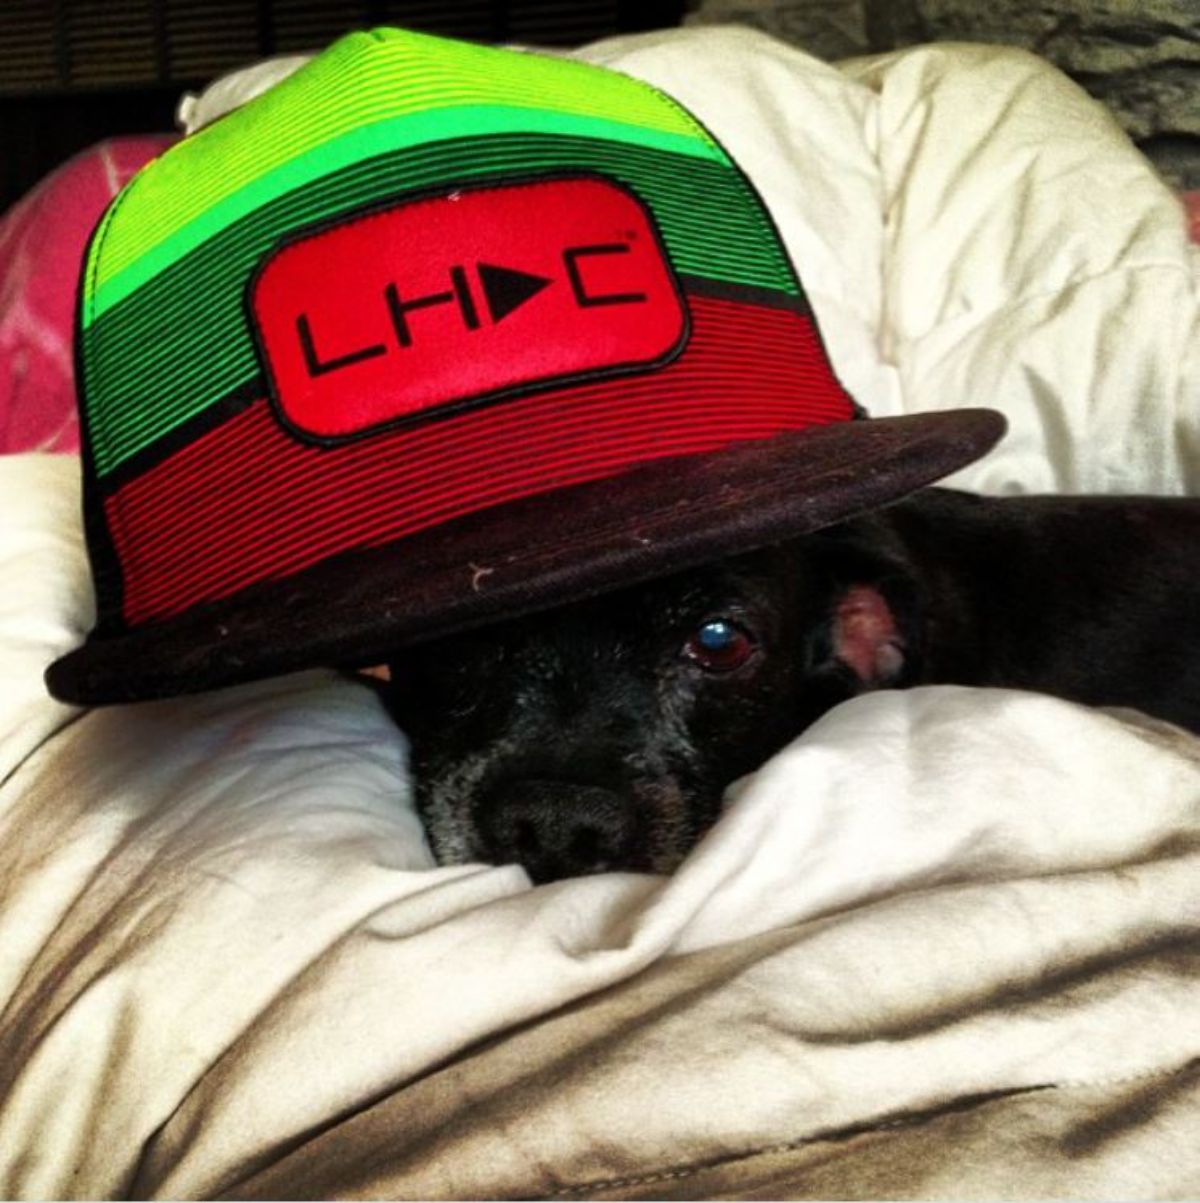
[829,583,908,688]
[798,523,922,692]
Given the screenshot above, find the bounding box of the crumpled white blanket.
[2,25,1199,1200]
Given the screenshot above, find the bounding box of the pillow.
[0,137,175,454]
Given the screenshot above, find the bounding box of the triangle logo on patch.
[477,262,553,323]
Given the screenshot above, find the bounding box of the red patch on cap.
[250,176,689,441]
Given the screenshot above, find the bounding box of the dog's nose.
[477,778,636,883]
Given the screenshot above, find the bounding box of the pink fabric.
[0,136,175,453]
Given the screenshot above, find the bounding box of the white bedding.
[2,27,1199,1200]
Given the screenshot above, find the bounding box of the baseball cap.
[45,27,1004,703]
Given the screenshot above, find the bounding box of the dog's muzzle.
[475,778,638,883]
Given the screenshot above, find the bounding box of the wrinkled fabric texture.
[3,457,1199,1200]
[2,26,1200,1201]
[686,0,1200,191]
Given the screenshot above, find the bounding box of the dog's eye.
[683,619,757,673]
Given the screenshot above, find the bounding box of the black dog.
[383,488,1200,883]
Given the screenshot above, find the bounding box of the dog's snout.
[477,779,636,884]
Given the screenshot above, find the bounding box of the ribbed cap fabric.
[47,27,1004,704]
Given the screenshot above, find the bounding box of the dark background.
[0,0,685,213]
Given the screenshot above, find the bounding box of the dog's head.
[384,519,920,882]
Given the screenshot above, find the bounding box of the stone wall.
[687,0,1200,188]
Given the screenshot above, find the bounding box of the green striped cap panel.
[79,28,806,480]
[88,28,714,303]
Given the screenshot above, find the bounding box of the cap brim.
[46,409,1005,704]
